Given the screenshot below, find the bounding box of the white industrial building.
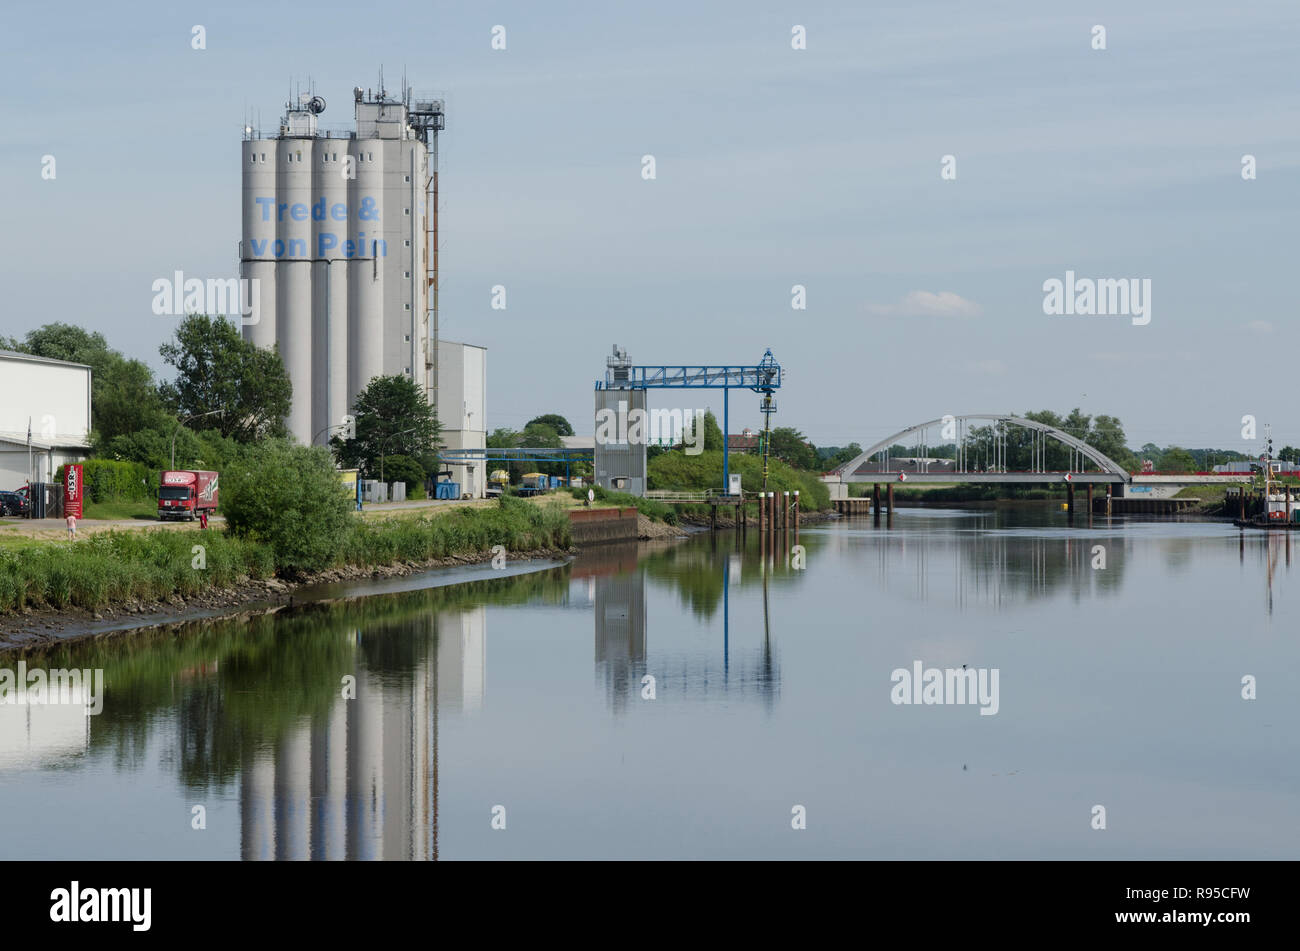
[0,351,92,489]
[437,341,486,498]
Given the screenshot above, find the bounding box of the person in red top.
[198,510,209,530]
[66,512,77,540]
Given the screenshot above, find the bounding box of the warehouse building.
[0,351,92,490]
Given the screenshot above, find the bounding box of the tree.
[526,414,574,437]
[158,314,291,441]
[9,321,168,442]
[221,441,354,574]
[1087,415,1137,471]
[332,374,441,479]
[381,454,427,497]
[1279,446,1299,466]
[520,421,564,477]
[701,411,724,452]
[768,427,818,470]
[1159,446,1197,472]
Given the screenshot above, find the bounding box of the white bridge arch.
[833,414,1130,483]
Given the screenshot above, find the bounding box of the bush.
[381,454,426,497]
[646,450,831,510]
[221,441,354,574]
[57,459,154,503]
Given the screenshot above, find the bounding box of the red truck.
[158,470,219,521]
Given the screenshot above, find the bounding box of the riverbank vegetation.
[647,447,831,510]
[0,446,571,614]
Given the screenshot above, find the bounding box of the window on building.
[403,239,411,247]
[403,208,410,216]
[404,271,410,279]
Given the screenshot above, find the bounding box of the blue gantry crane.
[594,348,782,493]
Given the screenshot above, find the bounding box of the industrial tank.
[277,137,314,442]
[347,138,384,400]
[241,139,278,352]
[312,139,349,441]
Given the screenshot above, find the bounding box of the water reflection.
[576,535,802,713]
[2,510,1295,860]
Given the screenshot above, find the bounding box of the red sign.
[64,464,83,519]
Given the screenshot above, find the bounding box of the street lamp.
[313,420,353,446]
[172,409,225,469]
[380,427,418,486]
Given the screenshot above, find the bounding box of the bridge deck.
[838,471,1126,485]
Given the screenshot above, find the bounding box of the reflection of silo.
[346,664,385,860]
[277,139,314,442]
[437,607,486,711]
[348,139,384,401]
[312,146,349,443]
[594,566,647,712]
[0,691,90,770]
[240,750,277,861]
[274,721,313,860]
[309,698,349,861]
[240,140,277,352]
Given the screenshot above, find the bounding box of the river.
[1,508,1296,859]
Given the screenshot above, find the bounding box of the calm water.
[2,508,1297,860]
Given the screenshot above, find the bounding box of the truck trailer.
[158,470,219,521]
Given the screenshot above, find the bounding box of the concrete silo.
[312,139,349,441]
[241,84,465,451]
[240,138,278,354]
[276,134,315,442]
[347,136,384,403]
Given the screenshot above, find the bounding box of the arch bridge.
[831,414,1130,484]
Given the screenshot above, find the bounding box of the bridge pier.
[1067,482,1074,520]
[873,484,881,524]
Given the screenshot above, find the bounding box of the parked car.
[0,490,30,517]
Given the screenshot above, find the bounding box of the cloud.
[967,359,1006,375]
[1247,320,1273,334]
[1090,351,1198,365]
[866,291,983,318]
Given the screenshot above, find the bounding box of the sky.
[2,0,1298,452]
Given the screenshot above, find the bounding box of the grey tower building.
[240,84,445,445]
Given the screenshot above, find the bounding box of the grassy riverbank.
[0,496,571,614]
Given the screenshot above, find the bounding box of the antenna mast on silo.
[409,92,445,415]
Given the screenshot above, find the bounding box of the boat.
[1235,458,1300,529]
